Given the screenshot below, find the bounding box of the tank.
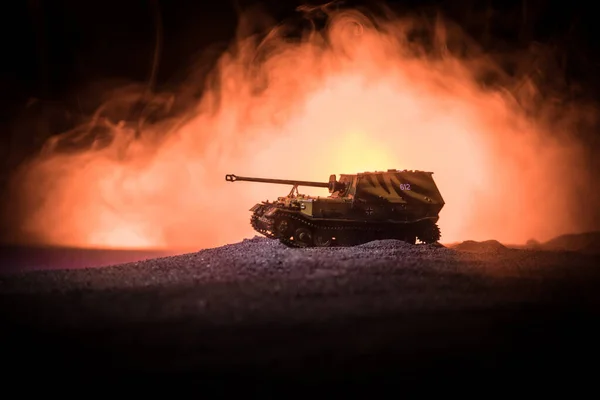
[225,169,445,248]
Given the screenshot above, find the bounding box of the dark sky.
[1,0,598,105]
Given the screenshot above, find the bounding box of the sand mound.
[540,231,600,254]
[355,239,415,250]
[452,240,508,253]
[524,239,542,250]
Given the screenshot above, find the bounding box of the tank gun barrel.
[225,174,330,188]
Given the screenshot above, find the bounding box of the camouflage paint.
[230,169,444,223]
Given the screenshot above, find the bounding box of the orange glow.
[4,5,596,250]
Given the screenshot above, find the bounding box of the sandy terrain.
[1,234,599,387]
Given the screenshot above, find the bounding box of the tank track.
[250,214,278,240]
[249,208,439,248]
[277,212,375,248]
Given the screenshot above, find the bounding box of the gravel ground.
[1,236,600,387]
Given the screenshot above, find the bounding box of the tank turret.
[226,169,444,248]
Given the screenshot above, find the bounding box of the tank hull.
[248,202,441,248]
[235,169,445,247]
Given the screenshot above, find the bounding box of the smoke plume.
[3,2,599,250]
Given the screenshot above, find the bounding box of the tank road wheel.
[293,227,313,247]
[416,220,441,244]
[314,230,334,247]
[275,217,292,237]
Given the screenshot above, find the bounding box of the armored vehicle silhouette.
[225,169,444,247]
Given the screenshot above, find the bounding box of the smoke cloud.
[3,2,599,250]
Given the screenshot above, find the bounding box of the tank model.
[225,169,445,248]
